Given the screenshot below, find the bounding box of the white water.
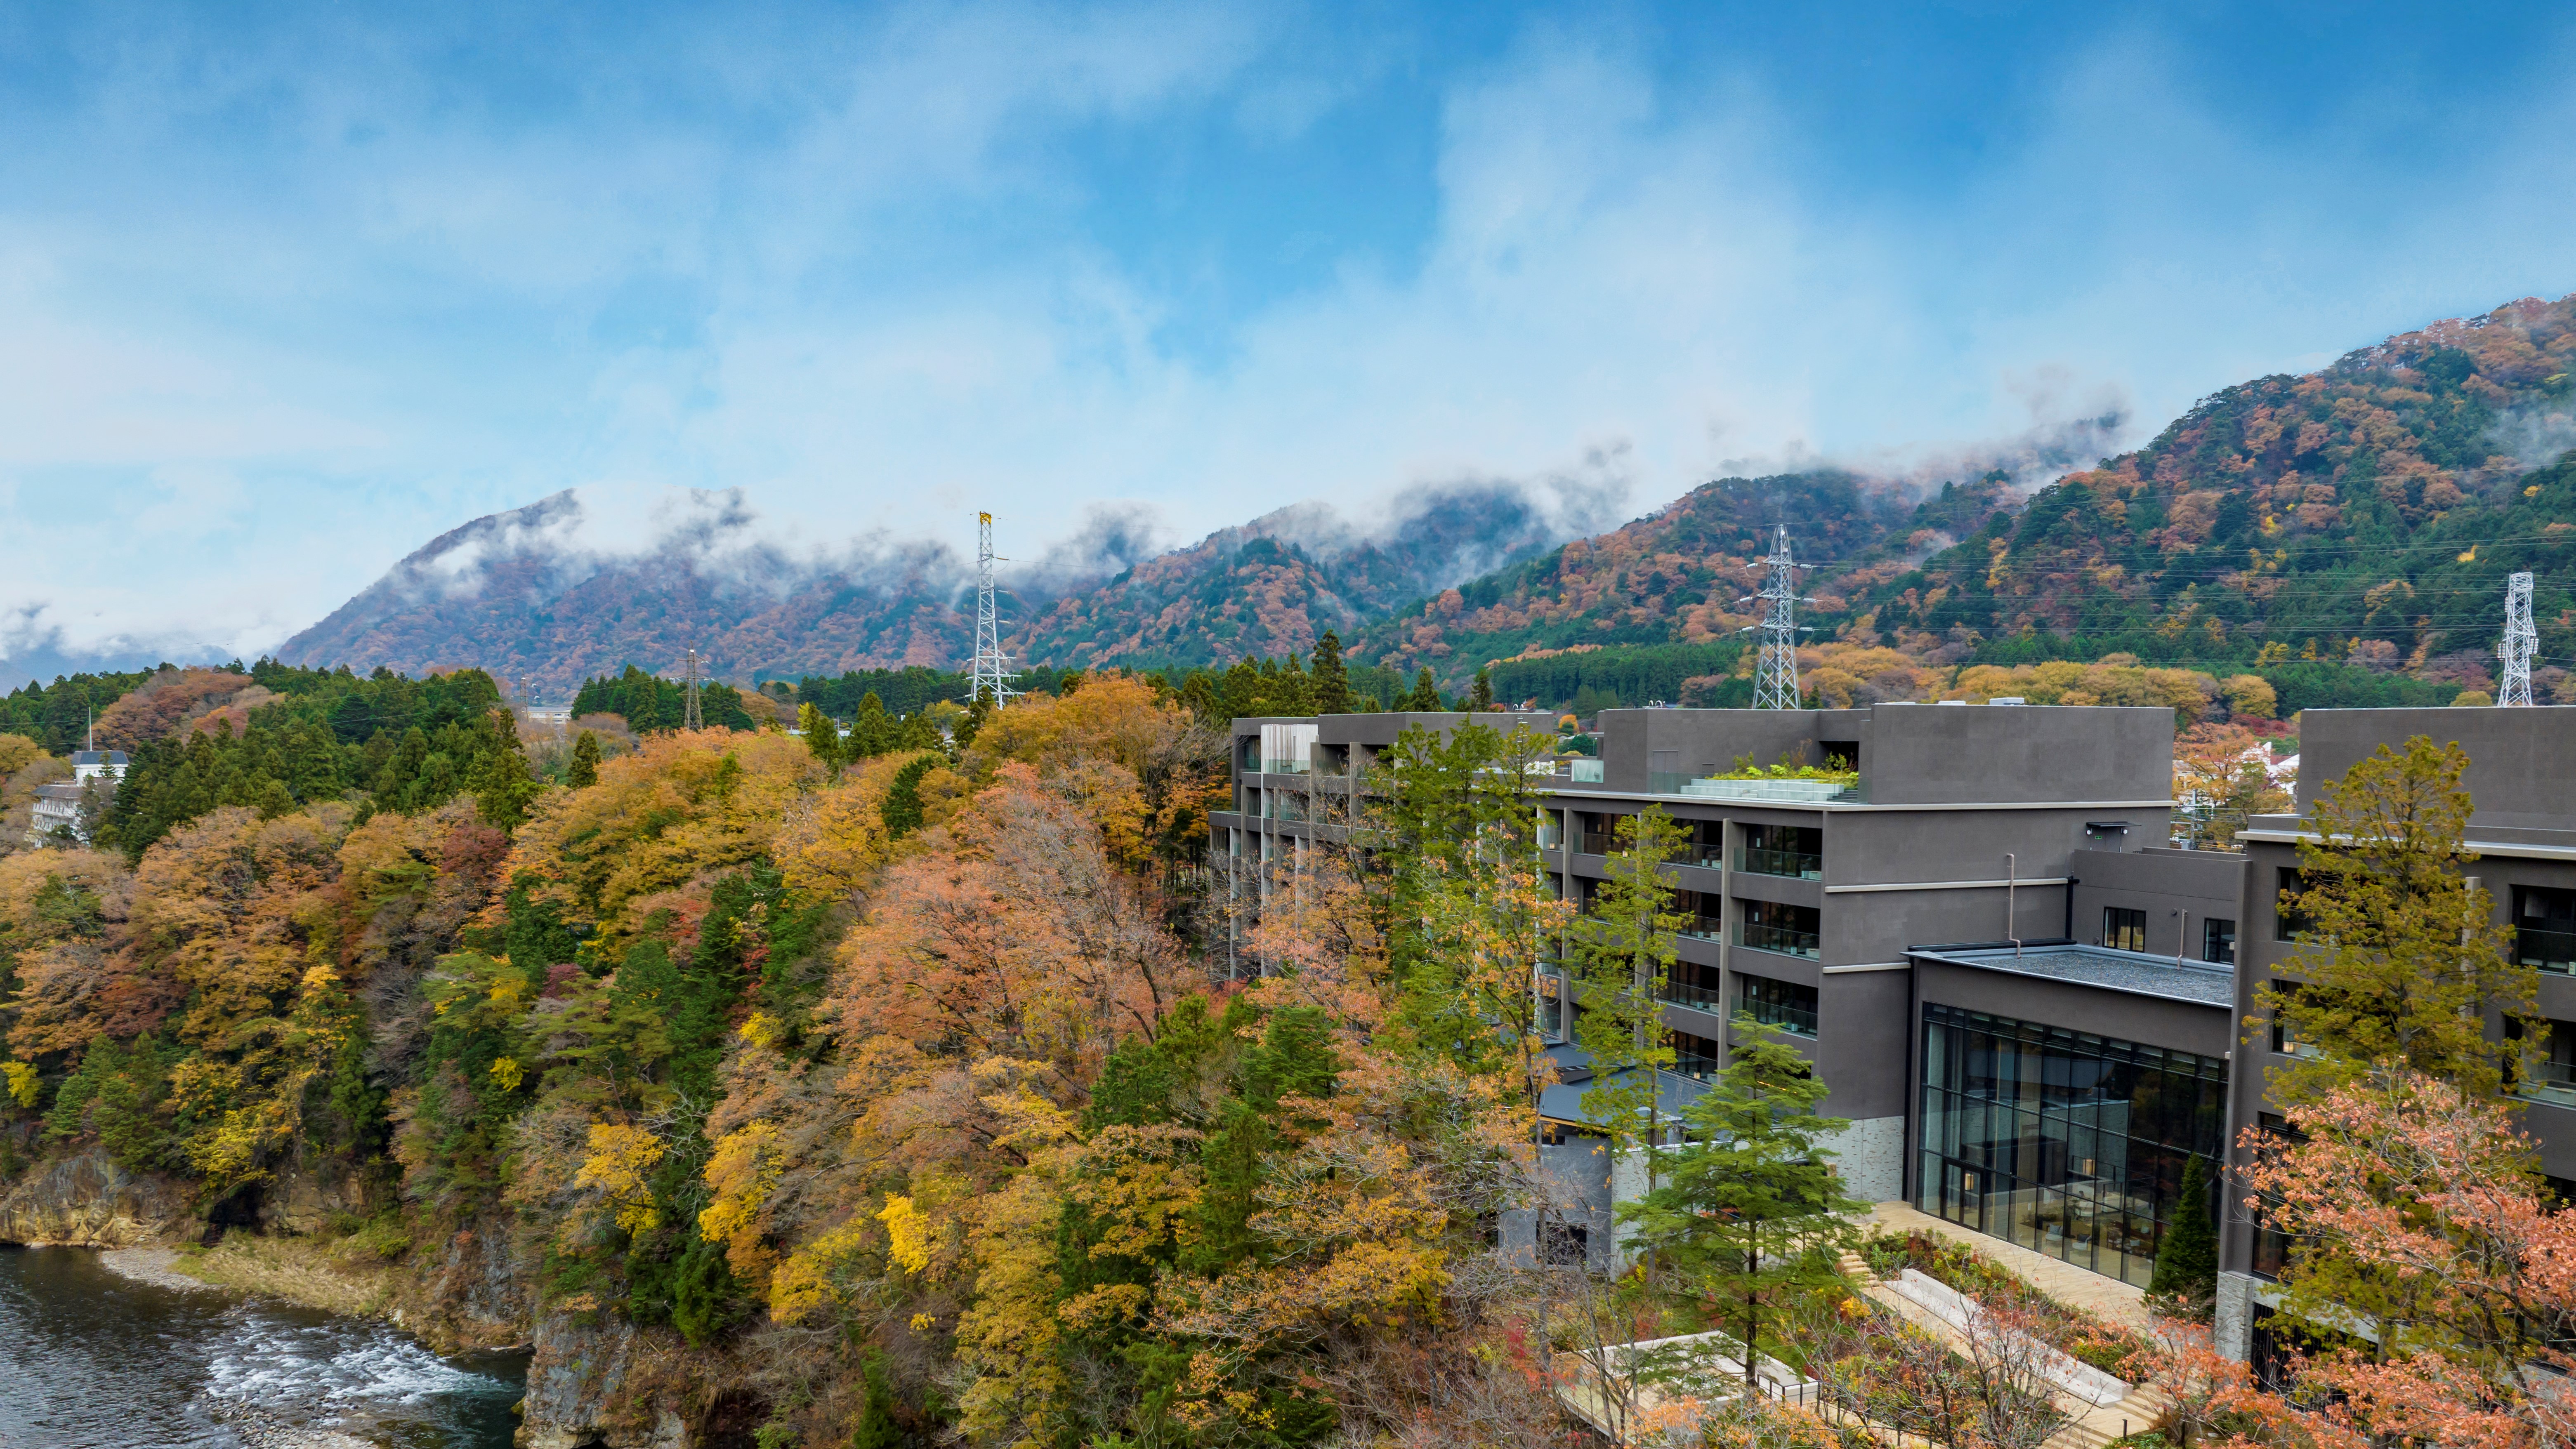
[0,1246,525,1448]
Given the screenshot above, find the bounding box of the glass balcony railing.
[1687,842,1725,867]
[1579,832,1611,855]
[1736,846,1823,880]
[1740,994,1819,1037]
[1739,921,1820,959]
[2518,928,2576,973]
[1658,977,1727,1013]
[1670,1051,1722,1081]
[2519,1061,2576,1110]
[1679,917,1724,941]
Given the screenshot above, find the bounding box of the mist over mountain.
[271,475,1616,693]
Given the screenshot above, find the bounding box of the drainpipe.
[2176,908,2191,968]
[2006,853,2021,958]
[2062,878,2078,942]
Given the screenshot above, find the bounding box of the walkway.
[1836,1242,2171,1449]
[1864,1201,2151,1334]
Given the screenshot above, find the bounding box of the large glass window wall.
[1916,1004,2228,1286]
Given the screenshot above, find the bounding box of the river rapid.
[0,1246,526,1448]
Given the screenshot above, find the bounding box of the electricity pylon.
[970,512,1018,705]
[682,648,704,730]
[2499,570,2537,707]
[1737,526,1812,709]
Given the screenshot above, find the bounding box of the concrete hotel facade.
[1213,699,2576,1359]
[2216,707,2576,1364]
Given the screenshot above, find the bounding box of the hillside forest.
[10,669,2574,1448]
[1362,295,2576,700]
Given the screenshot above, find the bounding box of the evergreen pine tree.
[882,756,934,839]
[848,690,893,758]
[1621,1021,1866,1386]
[1572,807,1687,1185]
[795,702,845,773]
[852,1352,904,1449]
[1313,631,1351,714]
[569,730,601,788]
[1401,667,1443,711]
[1470,667,1495,711]
[2149,1154,2220,1305]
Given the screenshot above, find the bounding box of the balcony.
[1739,994,1819,1038]
[1657,977,1727,1013]
[2519,1061,2576,1110]
[1579,832,1611,855]
[1739,921,1819,959]
[1679,917,1724,941]
[2518,927,2576,973]
[1259,758,1308,775]
[1736,845,1823,880]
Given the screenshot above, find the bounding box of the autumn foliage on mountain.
[1369,295,2576,700]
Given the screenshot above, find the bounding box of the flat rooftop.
[1906,943,2234,1007]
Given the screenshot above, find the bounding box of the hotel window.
[2274,868,2311,941]
[2102,907,2146,952]
[1739,899,1820,959]
[2509,1018,2576,1109]
[2515,886,2576,973]
[2201,918,2236,964]
[2268,984,2319,1057]
[2250,1112,2306,1279]
[1736,974,1818,1038]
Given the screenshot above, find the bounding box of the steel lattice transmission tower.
[2499,570,2538,707]
[970,512,1019,705]
[682,648,705,729]
[1737,525,1812,709]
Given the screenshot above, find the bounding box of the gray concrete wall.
[1863,704,2175,806]
[2294,707,2576,831]
[1915,960,2234,1058]
[2070,847,2249,957]
[1592,702,2174,805]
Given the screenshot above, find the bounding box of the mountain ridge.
[274,292,2576,698]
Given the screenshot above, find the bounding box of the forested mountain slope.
[276,485,1583,692]
[1362,292,2576,695]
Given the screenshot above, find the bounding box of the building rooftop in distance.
[1906,943,2235,1007]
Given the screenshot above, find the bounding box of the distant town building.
[27,749,126,848]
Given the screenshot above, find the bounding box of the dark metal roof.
[1907,943,2234,1007]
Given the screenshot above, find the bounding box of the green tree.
[1469,667,1495,711]
[1572,806,1686,1187]
[847,690,894,758]
[882,756,934,839]
[2148,1153,2218,1307]
[569,730,601,788]
[1400,667,1443,712]
[1312,630,1351,715]
[1377,721,1569,1121]
[795,702,844,773]
[2256,734,2536,1104]
[1620,1020,1864,1388]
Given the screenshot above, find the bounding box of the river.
[0,1246,527,1448]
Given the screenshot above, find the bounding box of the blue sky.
[3,0,2573,683]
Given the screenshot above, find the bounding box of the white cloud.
[5,5,2575,679]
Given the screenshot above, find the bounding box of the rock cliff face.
[0,1147,197,1246]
